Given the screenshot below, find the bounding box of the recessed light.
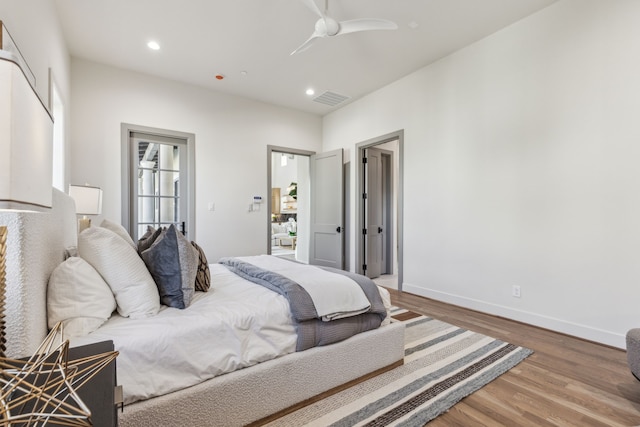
[306,88,315,96]
[408,21,419,29]
[147,41,160,50]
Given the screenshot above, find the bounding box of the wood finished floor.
[388,289,640,427]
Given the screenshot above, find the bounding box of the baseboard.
[402,282,626,349]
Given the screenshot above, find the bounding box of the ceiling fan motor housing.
[316,17,340,36]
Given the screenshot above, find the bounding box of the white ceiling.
[54,0,557,116]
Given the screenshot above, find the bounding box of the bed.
[2,189,405,426]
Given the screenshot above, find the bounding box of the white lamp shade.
[69,185,102,216]
[0,53,53,211]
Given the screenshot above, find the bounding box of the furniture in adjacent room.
[271,221,297,248]
[285,235,297,250]
[281,195,297,212]
[271,222,288,246]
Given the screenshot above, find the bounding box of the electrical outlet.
[512,285,521,298]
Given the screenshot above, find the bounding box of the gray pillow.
[141,225,197,309]
[138,226,162,255]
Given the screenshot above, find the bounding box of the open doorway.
[356,131,404,291]
[267,146,345,268]
[267,146,314,263]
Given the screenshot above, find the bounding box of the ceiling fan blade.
[291,32,323,55]
[291,0,396,54]
[300,0,324,19]
[337,18,398,36]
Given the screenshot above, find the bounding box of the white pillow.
[100,219,136,249]
[79,226,160,318]
[47,257,116,339]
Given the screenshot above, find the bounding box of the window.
[121,124,195,241]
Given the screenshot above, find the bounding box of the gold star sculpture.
[0,322,118,426]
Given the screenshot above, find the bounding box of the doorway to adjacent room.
[268,149,311,263]
[267,146,345,269]
[356,130,404,290]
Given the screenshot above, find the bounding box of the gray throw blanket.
[219,257,387,351]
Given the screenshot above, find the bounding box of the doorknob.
[336,226,342,233]
[378,227,383,233]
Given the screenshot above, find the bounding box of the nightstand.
[67,340,118,427]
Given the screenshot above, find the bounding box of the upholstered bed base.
[1,189,77,358]
[119,320,405,427]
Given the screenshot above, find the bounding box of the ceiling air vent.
[313,91,350,107]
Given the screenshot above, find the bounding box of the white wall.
[70,59,322,262]
[323,0,640,348]
[272,154,299,199]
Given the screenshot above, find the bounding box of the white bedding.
[70,263,392,405]
[234,255,372,321]
[70,263,297,404]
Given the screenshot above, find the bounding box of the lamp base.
[78,217,91,234]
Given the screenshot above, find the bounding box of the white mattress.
[70,263,297,404]
[70,263,392,405]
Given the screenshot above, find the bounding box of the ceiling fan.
[291,0,398,55]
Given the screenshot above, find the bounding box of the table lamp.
[68,185,103,233]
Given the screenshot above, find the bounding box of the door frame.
[356,130,404,290]
[121,123,196,240]
[266,145,315,255]
[363,146,394,278]
[381,151,394,275]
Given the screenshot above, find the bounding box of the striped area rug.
[266,306,533,427]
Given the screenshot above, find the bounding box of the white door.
[309,149,344,268]
[364,147,384,278]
